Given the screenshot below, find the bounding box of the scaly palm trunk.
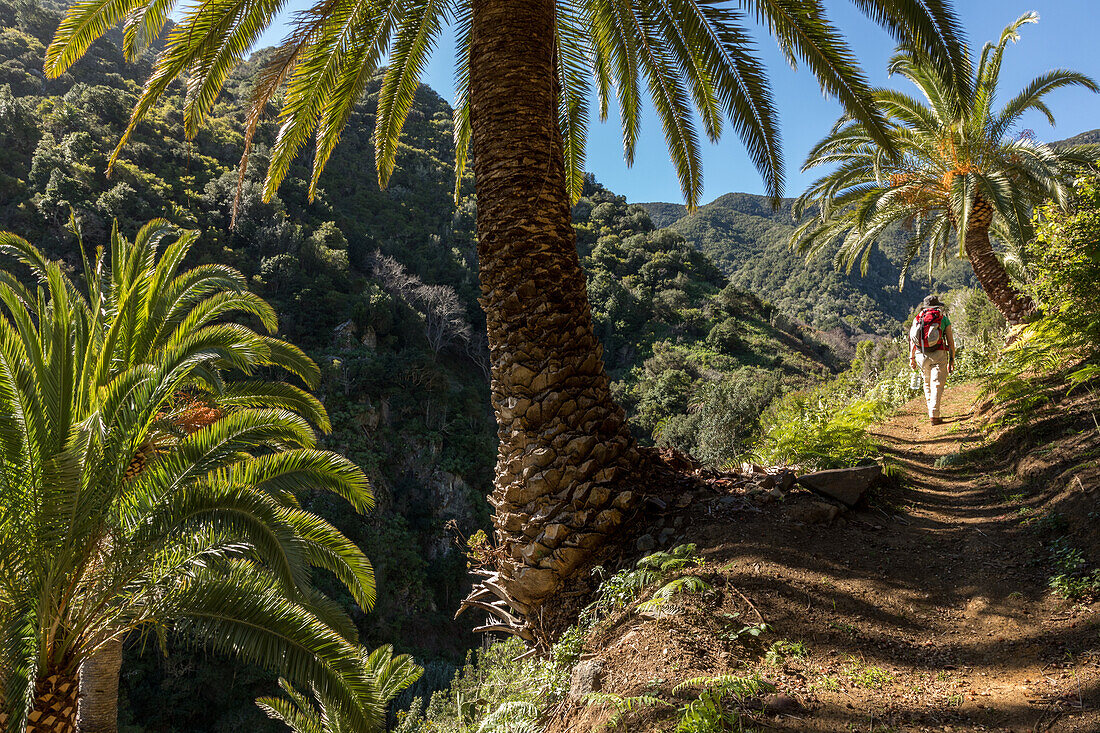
[76,638,123,733]
[964,198,1036,325]
[466,0,639,616]
[20,671,79,733]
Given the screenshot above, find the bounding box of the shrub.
[751,384,887,471]
[1027,173,1100,347]
[984,173,1100,416]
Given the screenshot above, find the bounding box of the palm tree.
[791,12,1100,325]
[257,645,423,733]
[44,0,969,623]
[0,222,380,733]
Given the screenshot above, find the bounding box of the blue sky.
[260,0,1100,205]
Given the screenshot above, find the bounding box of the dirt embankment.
[545,382,1100,732]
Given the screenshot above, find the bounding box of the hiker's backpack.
[910,307,944,352]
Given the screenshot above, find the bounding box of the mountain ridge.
[638,189,976,338]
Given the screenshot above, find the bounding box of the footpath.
[746,382,1100,732]
[547,382,1100,732]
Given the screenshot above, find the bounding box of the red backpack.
[911,307,944,351]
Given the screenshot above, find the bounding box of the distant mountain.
[640,192,974,337]
[639,201,688,228]
[1055,128,1100,146]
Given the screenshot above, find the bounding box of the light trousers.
[916,349,951,419]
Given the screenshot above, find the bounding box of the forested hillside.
[1,1,491,727]
[640,193,975,339]
[575,180,835,463]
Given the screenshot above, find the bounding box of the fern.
[474,701,539,733]
[585,693,671,730]
[636,576,712,612]
[672,674,774,697]
[588,545,706,617]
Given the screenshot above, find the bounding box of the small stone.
[762,693,803,714]
[636,534,657,552]
[785,501,841,525]
[658,528,676,544]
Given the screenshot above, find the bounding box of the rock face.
[796,465,881,508]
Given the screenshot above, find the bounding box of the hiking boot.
[931,417,943,426]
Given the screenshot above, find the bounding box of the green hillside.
[637,200,688,228]
[640,192,975,338]
[574,179,835,461]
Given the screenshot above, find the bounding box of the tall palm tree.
[257,644,423,733]
[791,12,1100,325]
[44,0,969,623]
[0,222,380,733]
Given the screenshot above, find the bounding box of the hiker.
[909,295,955,425]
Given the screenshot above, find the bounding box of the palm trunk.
[467,0,638,613]
[76,638,123,733]
[964,198,1036,325]
[24,671,79,733]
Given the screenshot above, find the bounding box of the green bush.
[751,385,887,471]
[396,637,562,732]
[655,368,782,467]
[984,173,1100,418]
[1027,173,1100,347]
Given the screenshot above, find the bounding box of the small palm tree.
[791,12,1100,325]
[258,645,423,733]
[0,222,379,733]
[45,0,969,618]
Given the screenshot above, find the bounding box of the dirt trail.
[548,382,1100,732]
[704,382,1100,732]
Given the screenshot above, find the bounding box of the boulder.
[796,465,881,508]
[569,660,604,698]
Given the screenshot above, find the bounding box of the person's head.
[922,295,944,309]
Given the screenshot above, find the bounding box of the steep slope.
[640,192,975,337]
